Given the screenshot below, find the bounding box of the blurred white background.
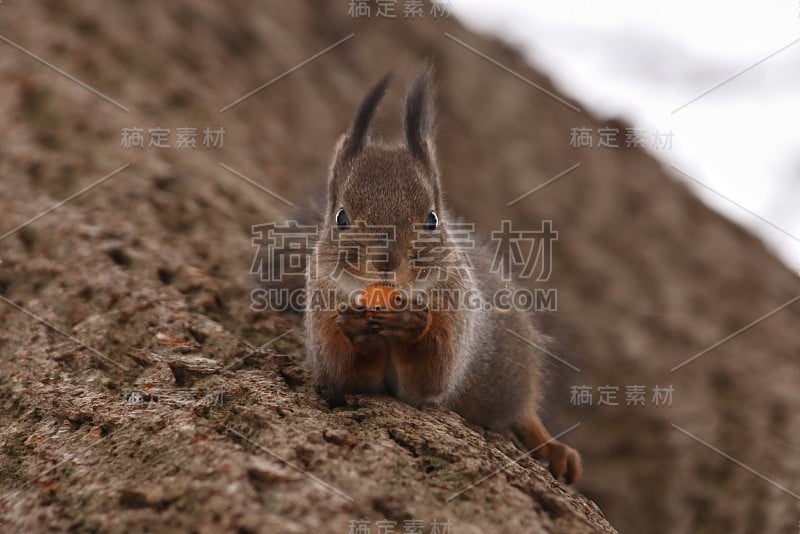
[451,0,800,271]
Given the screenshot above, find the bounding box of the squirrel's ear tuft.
[338,72,392,163]
[403,65,436,169]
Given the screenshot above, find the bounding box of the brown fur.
[305,69,581,483]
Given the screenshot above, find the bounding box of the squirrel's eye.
[424,211,439,231]
[335,208,350,229]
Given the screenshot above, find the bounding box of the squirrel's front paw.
[337,306,384,351]
[367,308,431,343]
[546,441,582,484]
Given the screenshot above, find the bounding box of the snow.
[450,0,800,271]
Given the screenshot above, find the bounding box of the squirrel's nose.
[374,248,400,274]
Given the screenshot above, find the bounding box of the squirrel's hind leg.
[512,411,582,484]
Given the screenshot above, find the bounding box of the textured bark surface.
[0,1,798,533]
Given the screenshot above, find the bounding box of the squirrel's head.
[316,68,457,293]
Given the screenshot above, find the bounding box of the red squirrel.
[304,69,581,483]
